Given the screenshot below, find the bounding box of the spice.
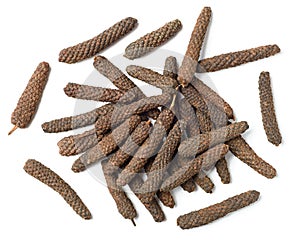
[124,19,182,60]
[228,136,277,179]
[9,62,50,135]
[177,190,260,229]
[163,56,178,79]
[215,157,230,184]
[24,159,91,220]
[178,7,211,87]
[42,103,114,133]
[195,108,213,133]
[194,174,215,193]
[64,83,136,104]
[57,128,100,156]
[160,144,229,192]
[259,72,282,146]
[178,121,249,158]
[72,115,141,173]
[198,44,281,72]
[59,17,138,64]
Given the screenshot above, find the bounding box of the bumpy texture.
[117,109,175,186]
[124,19,182,59]
[228,136,277,179]
[42,103,114,133]
[63,83,136,104]
[178,121,248,157]
[160,144,229,192]
[215,157,231,184]
[178,7,211,87]
[258,72,282,146]
[101,161,137,221]
[57,128,100,156]
[198,44,281,72]
[195,108,213,133]
[194,174,215,193]
[11,62,50,129]
[177,190,260,229]
[163,56,178,79]
[24,159,91,220]
[59,17,138,63]
[72,115,141,173]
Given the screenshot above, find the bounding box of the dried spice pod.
[161,144,229,192]
[126,65,178,89]
[9,62,50,135]
[63,83,136,104]
[208,103,229,129]
[124,19,182,59]
[42,103,114,133]
[163,56,178,79]
[101,161,137,223]
[198,44,281,72]
[59,17,138,64]
[72,115,141,173]
[180,84,207,111]
[178,7,211,87]
[117,108,175,186]
[24,159,91,220]
[177,190,260,229]
[195,108,213,133]
[58,128,100,156]
[180,179,197,193]
[259,72,282,146]
[215,157,231,184]
[94,56,160,119]
[178,121,249,158]
[194,174,215,193]
[228,136,277,179]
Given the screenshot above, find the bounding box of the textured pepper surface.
[11,62,50,129]
[215,157,230,184]
[194,174,215,193]
[163,56,178,79]
[24,159,91,220]
[198,44,281,72]
[177,190,260,229]
[59,17,138,63]
[259,72,282,146]
[124,19,182,59]
[178,7,211,86]
[228,136,277,178]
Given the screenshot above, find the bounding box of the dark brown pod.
[194,174,215,193]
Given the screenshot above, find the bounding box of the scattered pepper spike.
[194,174,215,193]
[59,17,138,64]
[163,56,178,79]
[124,19,182,60]
[178,7,211,87]
[258,72,282,146]
[177,190,260,229]
[215,157,231,184]
[198,44,281,72]
[23,159,92,220]
[9,62,50,135]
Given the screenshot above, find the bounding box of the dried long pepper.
[198,44,281,72]
[9,62,50,135]
[72,115,141,173]
[42,103,114,133]
[124,19,182,60]
[178,7,211,87]
[215,157,231,184]
[228,136,277,178]
[258,72,282,146]
[194,174,215,193]
[24,159,91,220]
[59,17,138,63]
[64,83,136,104]
[163,56,178,79]
[177,190,260,229]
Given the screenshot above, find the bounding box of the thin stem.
[8,125,18,135]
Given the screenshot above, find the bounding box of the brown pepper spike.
[117,108,175,186]
[9,62,50,135]
[57,128,100,156]
[215,157,231,184]
[72,115,141,173]
[59,17,138,64]
[178,7,211,87]
[101,161,137,223]
[178,121,249,158]
[63,83,136,104]
[198,44,281,73]
[228,136,277,179]
[177,190,260,229]
[42,103,114,133]
[126,65,178,89]
[259,72,282,146]
[24,159,92,220]
[93,56,160,119]
[124,19,182,60]
[163,56,178,79]
[161,144,229,192]
[194,174,215,193]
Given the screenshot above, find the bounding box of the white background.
[0,0,299,239]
